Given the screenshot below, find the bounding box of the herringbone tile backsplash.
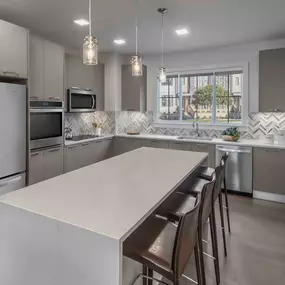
[65,111,285,140]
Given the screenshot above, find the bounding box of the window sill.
[153,120,249,131]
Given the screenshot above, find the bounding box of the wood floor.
[183,194,285,285]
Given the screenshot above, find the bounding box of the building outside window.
[157,69,244,124]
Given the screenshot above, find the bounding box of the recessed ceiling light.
[175,28,189,35]
[74,19,89,26]
[113,39,126,45]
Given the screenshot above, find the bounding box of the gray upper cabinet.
[0,20,28,78]
[122,65,147,112]
[30,35,44,101]
[43,40,64,101]
[253,147,285,195]
[29,35,64,101]
[259,48,285,112]
[65,54,105,110]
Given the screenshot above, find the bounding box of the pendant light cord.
[135,0,138,56]
[161,11,164,67]
[89,0,92,36]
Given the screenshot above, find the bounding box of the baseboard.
[253,190,285,204]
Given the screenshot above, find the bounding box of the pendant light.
[131,0,143,76]
[83,0,98,65]
[158,8,167,83]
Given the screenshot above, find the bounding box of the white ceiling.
[1,0,285,55]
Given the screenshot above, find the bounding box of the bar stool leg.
[209,213,220,285]
[198,226,207,285]
[194,245,202,285]
[223,177,231,233]
[219,193,227,257]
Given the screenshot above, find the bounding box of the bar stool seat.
[126,222,177,281]
[198,166,215,180]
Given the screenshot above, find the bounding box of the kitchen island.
[0,147,207,285]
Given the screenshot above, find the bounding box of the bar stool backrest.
[213,165,224,202]
[172,176,216,279]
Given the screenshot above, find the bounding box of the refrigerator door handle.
[0,176,22,187]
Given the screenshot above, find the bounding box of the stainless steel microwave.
[67,88,96,112]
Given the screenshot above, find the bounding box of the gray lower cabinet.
[29,151,44,185]
[190,143,215,167]
[29,146,64,185]
[64,139,112,173]
[253,147,285,195]
[43,147,64,180]
[113,138,150,156]
[150,140,169,149]
[169,141,191,151]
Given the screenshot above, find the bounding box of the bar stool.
[156,175,218,285]
[124,192,204,285]
[199,152,231,233]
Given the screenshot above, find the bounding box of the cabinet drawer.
[150,140,169,149]
[169,142,191,151]
[253,147,285,195]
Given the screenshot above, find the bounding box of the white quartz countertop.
[117,133,285,149]
[65,134,114,146]
[0,148,207,241]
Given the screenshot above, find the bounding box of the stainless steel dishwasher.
[216,145,253,195]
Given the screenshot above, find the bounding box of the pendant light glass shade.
[83,0,98,65]
[83,36,98,65]
[158,67,167,83]
[157,8,167,83]
[132,55,143,76]
[131,0,142,76]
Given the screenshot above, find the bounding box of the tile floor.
[183,195,285,285]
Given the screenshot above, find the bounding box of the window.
[157,69,244,125]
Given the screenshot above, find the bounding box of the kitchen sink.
[177,136,213,141]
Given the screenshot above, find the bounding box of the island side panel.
[0,203,121,285]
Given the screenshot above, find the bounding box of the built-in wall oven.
[67,88,96,112]
[30,101,64,150]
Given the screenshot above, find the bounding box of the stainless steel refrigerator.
[0,82,26,195]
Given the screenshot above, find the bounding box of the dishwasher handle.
[216,146,252,154]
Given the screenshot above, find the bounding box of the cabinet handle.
[48,148,60,153]
[68,145,78,149]
[95,141,102,144]
[30,96,39,100]
[267,109,283,112]
[196,144,208,147]
[49,97,60,101]
[82,143,90,146]
[265,149,280,152]
[31,152,40,157]
[71,86,80,90]
[3,71,19,77]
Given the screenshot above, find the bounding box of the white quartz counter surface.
[0,148,207,241]
[117,133,285,149]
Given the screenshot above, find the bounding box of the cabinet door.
[0,20,28,78]
[253,148,285,195]
[150,140,169,149]
[259,48,285,112]
[122,65,147,112]
[30,35,44,101]
[79,142,95,167]
[114,138,131,155]
[169,142,191,151]
[43,147,64,180]
[43,40,64,101]
[65,145,81,173]
[29,151,44,185]
[100,139,112,160]
[190,143,215,167]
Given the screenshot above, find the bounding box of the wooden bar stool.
[124,195,203,285]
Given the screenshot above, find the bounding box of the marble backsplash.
[65,111,285,140]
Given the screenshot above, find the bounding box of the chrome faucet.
[192,110,200,138]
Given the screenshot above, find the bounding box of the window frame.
[155,63,249,129]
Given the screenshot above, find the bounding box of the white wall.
[143,38,285,114]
